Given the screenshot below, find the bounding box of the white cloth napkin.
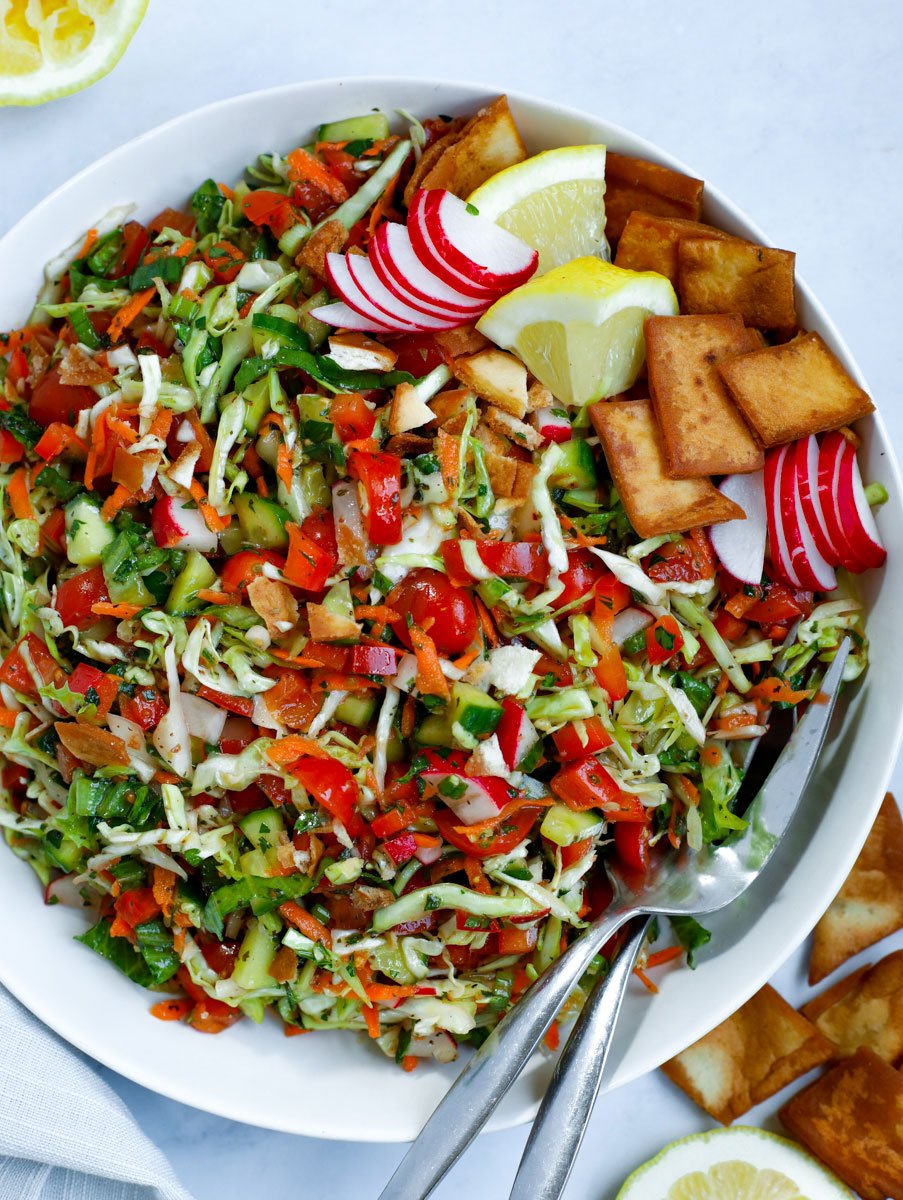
[0,985,195,1200]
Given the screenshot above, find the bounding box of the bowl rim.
[1,73,902,1142]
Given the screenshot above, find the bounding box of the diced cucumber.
[239,848,270,877]
[298,289,330,348]
[317,113,390,143]
[300,462,329,509]
[335,694,377,728]
[239,807,285,850]
[233,917,279,1015]
[234,493,290,550]
[165,550,217,614]
[297,393,330,422]
[549,439,597,490]
[219,521,244,557]
[65,496,114,566]
[235,377,271,433]
[385,733,405,763]
[324,856,363,885]
[540,804,605,847]
[451,682,503,739]
[101,532,155,606]
[413,713,455,748]
[43,834,82,873]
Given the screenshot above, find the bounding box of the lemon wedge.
[467,145,608,273]
[476,256,677,406]
[616,1127,854,1200]
[0,0,148,106]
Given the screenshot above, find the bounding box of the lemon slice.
[0,0,148,107]
[476,256,677,406]
[467,145,608,273]
[616,1127,854,1200]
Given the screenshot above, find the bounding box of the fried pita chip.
[614,212,733,286]
[429,386,472,434]
[295,218,347,282]
[247,576,299,639]
[402,118,468,206]
[678,236,797,330]
[588,399,743,538]
[512,460,536,501]
[661,984,834,1125]
[645,314,764,477]
[802,951,903,1063]
[718,331,874,447]
[414,96,527,199]
[780,1048,903,1200]
[809,795,903,984]
[483,449,518,498]
[604,151,704,241]
[482,406,542,450]
[434,325,489,358]
[453,349,528,417]
[54,722,130,768]
[389,382,436,434]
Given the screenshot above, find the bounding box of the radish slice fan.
[834,437,887,569]
[709,470,767,585]
[777,444,836,591]
[764,447,802,587]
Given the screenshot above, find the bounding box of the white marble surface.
[2,1,902,1196]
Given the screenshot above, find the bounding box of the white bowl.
[0,77,900,1143]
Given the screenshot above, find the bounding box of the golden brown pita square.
[604,152,704,240]
[802,951,903,1063]
[589,398,745,538]
[412,96,526,200]
[718,331,875,447]
[780,1048,903,1200]
[645,314,764,477]
[809,795,903,983]
[614,212,733,286]
[661,984,834,1124]
[678,237,797,329]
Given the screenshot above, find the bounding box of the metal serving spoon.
[379,639,850,1200]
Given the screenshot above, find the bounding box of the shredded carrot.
[463,857,492,895]
[101,485,131,521]
[409,623,450,700]
[715,710,760,731]
[279,901,332,947]
[725,592,759,619]
[75,228,98,259]
[451,647,481,672]
[412,833,441,850]
[196,589,233,605]
[108,287,155,343]
[453,796,553,838]
[700,745,723,768]
[645,945,684,970]
[284,1023,308,1037]
[90,601,143,619]
[267,736,330,765]
[365,984,418,1002]
[437,429,459,495]
[153,770,179,785]
[217,181,234,200]
[276,442,293,493]
[185,408,215,471]
[633,967,658,994]
[748,677,813,705]
[286,147,348,202]
[0,708,20,728]
[715,672,730,697]
[401,1055,418,1072]
[559,510,606,548]
[474,596,499,648]
[105,414,139,444]
[173,239,196,259]
[152,866,177,920]
[150,997,193,1022]
[148,407,174,441]
[6,468,33,520]
[268,648,326,669]
[362,1003,381,1039]
[188,478,231,533]
[353,605,401,624]
[401,693,416,739]
[544,1021,560,1052]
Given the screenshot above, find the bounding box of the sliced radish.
[764,448,801,587]
[372,223,487,318]
[495,698,538,771]
[817,433,868,572]
[794,435,839,566]
[151,496,218,553]
[408,192,506,300]
[612,607,653,647]
[532,409,572,444]
[422,769,509,825]
[309,300,397,335]
[709,470,767,585]
[777,445,836,591]
[343,252,458,331]
[420,189,539,290]
[325,254,420,332]
[835,441,887,570]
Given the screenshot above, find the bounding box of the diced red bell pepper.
[614,819,652,873]
[0,411,24,464]
[552,716,613,761]
[371,808,413,839]
[349,644,398,677]
[202,240,245,284]
[497,925,538,954]
[196,686,254,719]
[441,540,549,586]
[284,524,336,592]
[113,887,160,929]
[382,832,417,865]
[551,756,645,819]
[291,755,362,835]
[330,393,376,443]
[119,685,168,731]
[714,610,748,642]
[590,601,629,701]
[743,582,812,625]
[34,422,87,463]
[560,836,594,869]
[241,190,297,237]
[0,634,62,697]
[69,663,119,718]
[110,221,151,279]
[349,450,402,546]
[645,615,684,666]
[54,565,111,629]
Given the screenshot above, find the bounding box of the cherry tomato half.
[54,565,110,629]
[434,805,542,860]
[387,568,479,657]
[29,366,98,428]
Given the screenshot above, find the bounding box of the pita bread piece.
[718,331,874,447]
[809,794,903,983]
[678,236,797,330]
[803,950,903,1063]
[604,151,704,241]
[614,212,733,286]
[413,96,526,200]
[645,314,764,477]
[588,398,743,539]
[780,1047,903,1200]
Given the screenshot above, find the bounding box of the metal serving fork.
[379,638,850,1200]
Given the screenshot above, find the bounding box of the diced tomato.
[177,966,242,1032]
[119,686,168,731]
[301,642,349,670]
[0,634,62,697]
[110,221,151,278]
[614,819,652,873]
[551,757,645,819]
[2,761,29,795]
[371,808,413,838]
[349,644,398,677]
[330,393,376,442]
[135,329,172,358]
[318,147,362,193]
[560,836,594,869]
[203,240,245,284]
[113,887,160,929]
[283,525,335,592]
[29,366,97,428]
[69,664,119,718]
[227,785,271,815]
[441,540,549,586]
[557,550,619,613]
[387,568,478,657]
[291,756,361,834]
[196,686,254,719]
[219,716,257,754]
[646,530,715,584]
[497,925,538,955]
[197,935,240,977]
[262,666,319,730]
[147,208,195,237]
[645,615,684,666]
[744,582,813,625]
[41,508,66,553]
[53,565,111,629]
[0,427,24,464]
[387,333,446,377]
[433,805,541,859]
[300,508,338,559]
[714,611,748,641]
[552,717,613,761]
[349,450,402,545]
[220,550,285,594]
[258,774,293,808]
[241,190,295,236]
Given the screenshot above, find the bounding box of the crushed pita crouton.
[482,406,543,450]
[780,1048,903,1200]
[413,96,527,200]
[614,211,734,285]
[434,325,489,358]
[402,118,468,206]
[385,433,432,457]
[473,422,509,457]
[661,983,834,1124]
[526,381,555,413]
[645,314,764,477]
[589,399,743,538]
[678,236,797,330]
[604,151,704,240]
[809,795,903,984]
[247,576,299,638]
[453,349,528,418]
[512,460,536,502]
[54,722,130,767]
[295,219,347,281]
[718,331,875,447]
[430,387,473,434]
[803,951,903,1064]
[59,344,114,387]
[306,602,361,644]
[389,383,436,435]
[327,332,397,373]
[484,450,518,498]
